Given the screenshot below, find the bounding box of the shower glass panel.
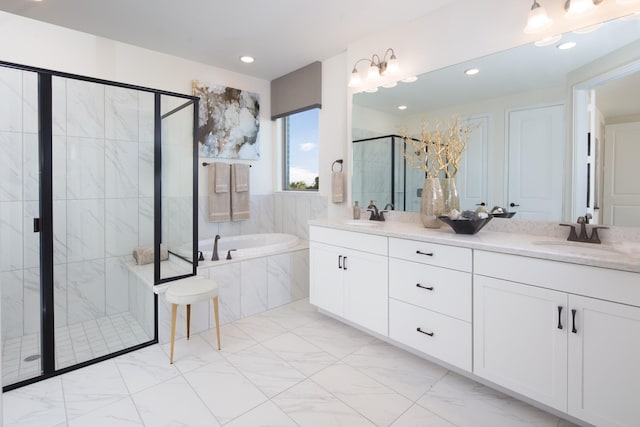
[0,66,43,385]
[160,94,196,281]
[51,77,155,371]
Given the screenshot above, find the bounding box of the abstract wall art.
[192,80,260,159]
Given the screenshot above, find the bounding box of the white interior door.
[507,105,564,221]
[457,115,489,211]
[603,122,640,226]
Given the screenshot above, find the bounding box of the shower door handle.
[33,218,41,233]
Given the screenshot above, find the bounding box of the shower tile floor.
[2,312,151,386]
[3,299,577,427]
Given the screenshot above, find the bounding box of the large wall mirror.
[352,16,640,226]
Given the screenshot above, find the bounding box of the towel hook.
[332,159,343,172]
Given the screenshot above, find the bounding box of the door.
[457,115,489,210]
[474,276,568,411]
[568,295,640,427]
[344,249,388,336]
[309,242,345,317]
[602,122,640,226]
[507,105,564,221]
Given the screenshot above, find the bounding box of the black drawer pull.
[416,250,434,257]
[416,327,434,337]
[343,256,348,270]
[416,284,434,291]
[338,255,342,269]
[571,309,577,333]
[557,306,563,330]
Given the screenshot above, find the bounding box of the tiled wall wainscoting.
[156,249,310,344]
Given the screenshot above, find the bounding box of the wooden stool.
[165,276,221,364]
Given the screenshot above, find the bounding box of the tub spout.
[211,235,221,261]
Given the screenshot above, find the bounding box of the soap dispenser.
[353,201,361,220]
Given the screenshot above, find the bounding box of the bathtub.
[197,233,299,260]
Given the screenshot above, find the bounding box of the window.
[282,108,319,190]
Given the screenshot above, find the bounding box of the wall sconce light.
[348,48,399,88]
[564,0,604,18]
[524,0,606,34]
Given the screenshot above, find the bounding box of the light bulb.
[348,69,362,88]
[368,64,381,80]
[387,55,399,74]
[524,1,553,34]
[565,0,597,19]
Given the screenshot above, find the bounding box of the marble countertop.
[309,218,640,274]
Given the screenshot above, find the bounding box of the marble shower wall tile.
[67,199,105,262]
[54,264,68,329]
[105,257,129,315]
[0,201,23,272]
[1,270,24,339]
[67,260,106,325]
[105,198,138,257]
[105,86,139,142]
[272,193,327,239]
[22,132,39,201]
[0,131,22,201]
[138,91,155,143]
[22,71,38,134]
[240,258,268,317]
[138,142,154,197]
[66,79,105,139]
[138,197,154,248]
[52,77,67,136]
[105,140,139,198]
[52,136,67,200]
[239,197,260,235]
[23,268,41,335]
[0,66,22,132]
[295,196,311,240]
[66,137,105,199]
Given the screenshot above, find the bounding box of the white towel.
[332,171,344,203]
[208,162,231,222]
[231,163,250,221]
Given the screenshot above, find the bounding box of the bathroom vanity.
[309,219,640,427]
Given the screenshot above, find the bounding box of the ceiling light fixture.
[558,41,577,49]
[348,48,399,88]
[524,1,553,34]
[464,68,480,76]
[564,0,603,19]
[240,56,254,63]
[398,105,408,110]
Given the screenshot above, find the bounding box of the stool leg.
[169,304,178,364]
[186,304,191,340]
[213,296,221,350]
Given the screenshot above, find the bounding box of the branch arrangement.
[402,116,476,179]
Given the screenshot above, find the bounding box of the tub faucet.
[211,235,221,261]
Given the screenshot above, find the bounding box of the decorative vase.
[420,177,445,228]
[441,177,460,214]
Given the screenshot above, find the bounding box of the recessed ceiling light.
[557,41,577,50]
[382,82,398,88]
[398,105,407,110]
[401,76,418,83]
[240,56,254,63]
[534,34,562,47]
[464,68,480,76]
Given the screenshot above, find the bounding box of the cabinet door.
[344,248,388,336]
[474,276,568,411]
[568,295,640,427]
[309,242,345,317]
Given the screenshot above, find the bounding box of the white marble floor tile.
[225,343,306,398]
[3,376,67,427]
[159,333,223,374]
[390,403,456,427]
[183,358,267,424]
[114,345,180,394]
[291,317,378,359]
[272,379,376,427]
[311,363,414,426]
[202,323,258,355]
[417,372,563,427]
[131,375,220,427]
[224,400,298,427]
[262,331,337,376]
[261,297,326,330]
[67,396,143,427]
[61,359,129,420]
[233,314,289,343]
[343,340,448,401]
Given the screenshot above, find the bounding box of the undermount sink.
[531,240,624,256]
[343,220,381,227]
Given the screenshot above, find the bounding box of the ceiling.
[354,16,640,117]
[0,0,457,80]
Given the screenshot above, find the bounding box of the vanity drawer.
[389,298,471,372]
[389,258,471,322]
[389,237,471,272]
[309,226,387,256]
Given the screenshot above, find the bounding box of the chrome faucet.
[367,202,388,221]
[211,234,221,261]
[559,217,608,244]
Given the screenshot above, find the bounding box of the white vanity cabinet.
[474,250,640,427]
[309,226,388,336]
[388,238,473,371]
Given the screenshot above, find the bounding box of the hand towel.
[208,162,231,222]
[332,170,344,203]
[132,243,169,265]
[231,163,250,221]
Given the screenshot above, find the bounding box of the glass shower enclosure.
[0,62,198,389]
